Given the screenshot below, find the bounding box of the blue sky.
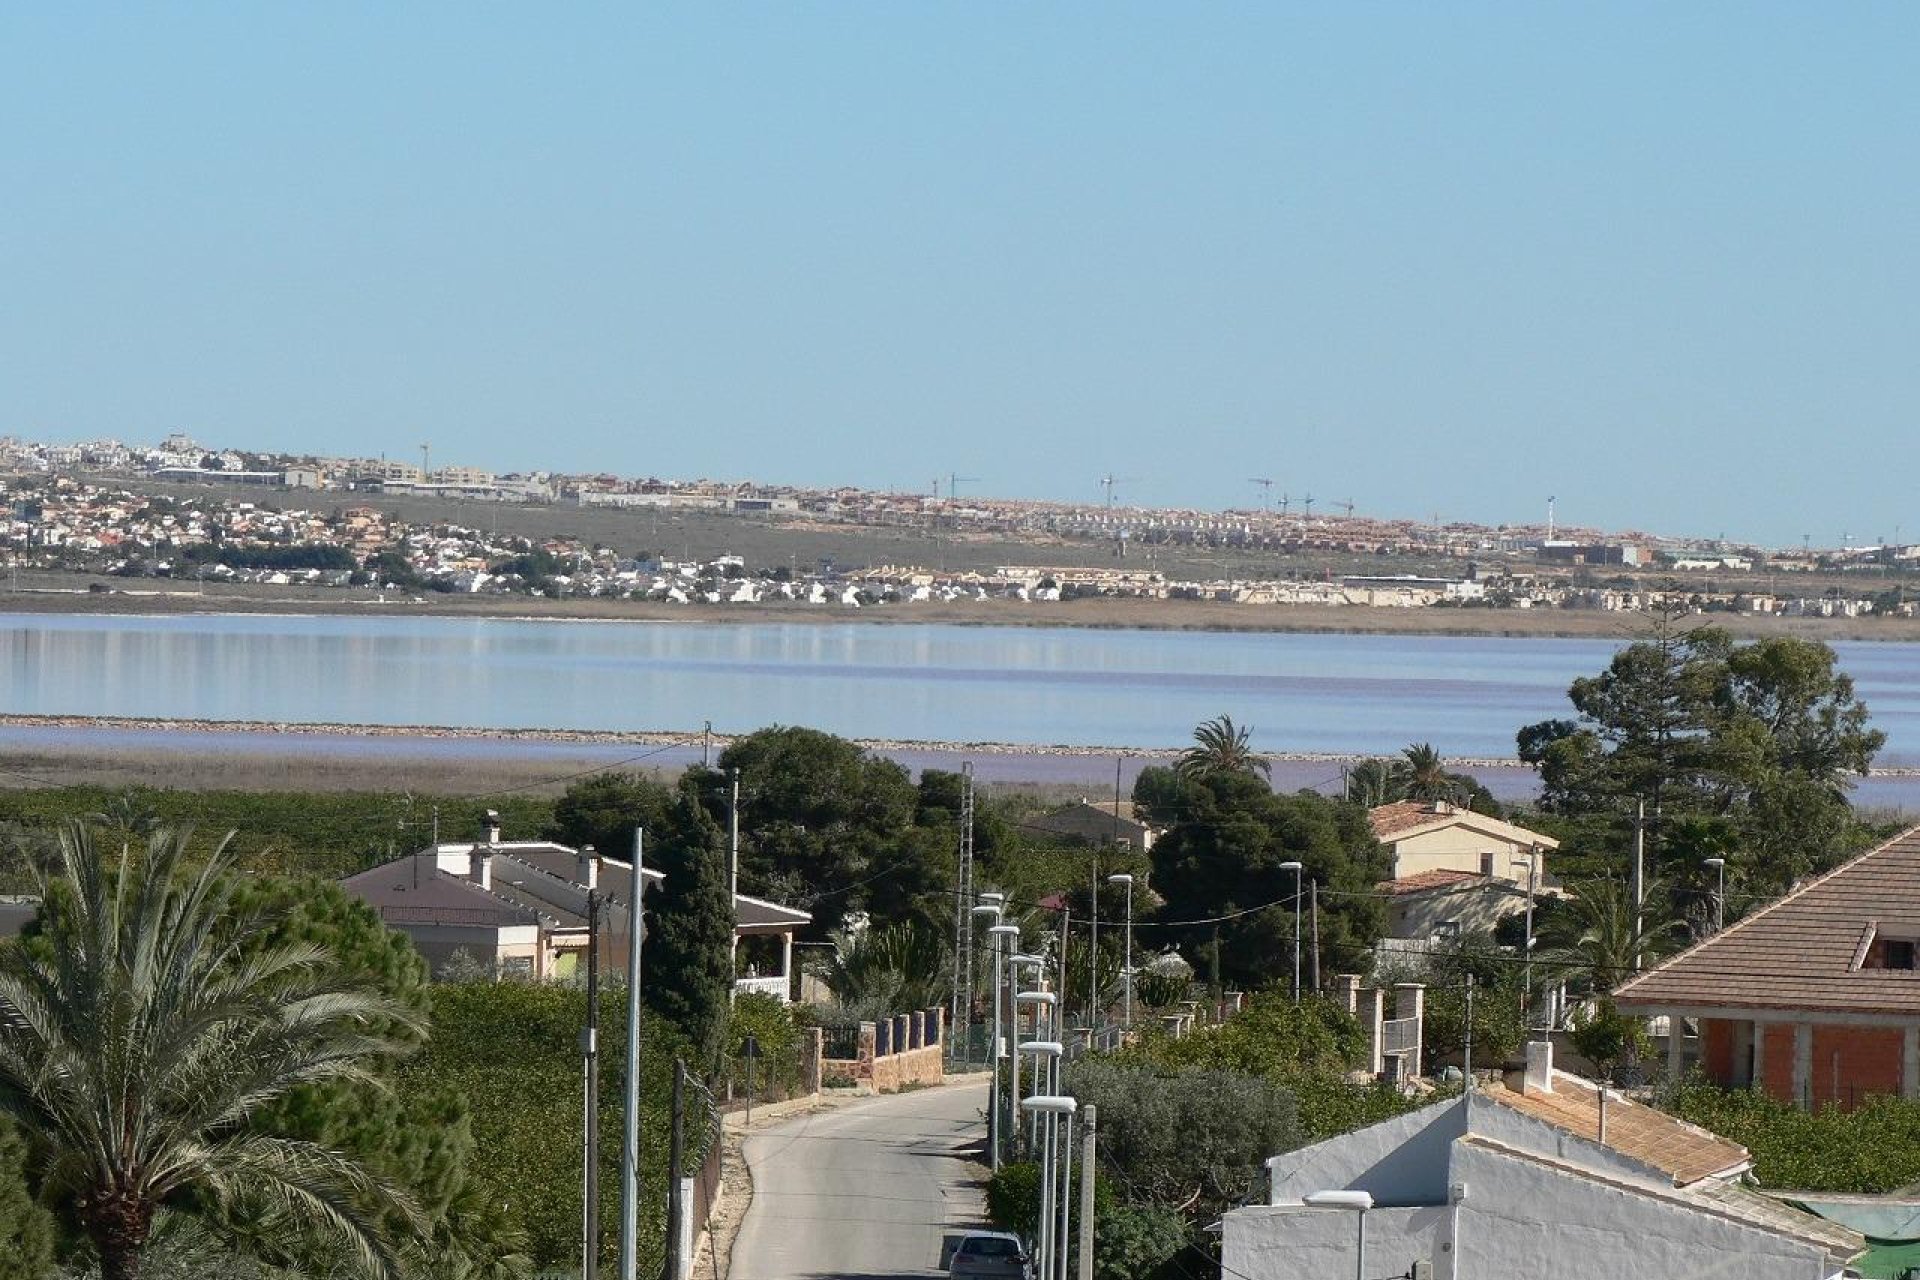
[3,4,1915,547]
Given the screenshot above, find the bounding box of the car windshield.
[964,1238,1020,1258]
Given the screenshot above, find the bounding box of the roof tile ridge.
[1615,822,1920,1000]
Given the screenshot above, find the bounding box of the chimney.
[483,810,502,845]
[1524,1040,1554,1094]
[470,846,493,892]
[578,844,599,891]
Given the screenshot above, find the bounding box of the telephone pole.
[616,829,645,1280]
[581,879,600,1280]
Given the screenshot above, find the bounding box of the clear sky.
[4,5,1915,547]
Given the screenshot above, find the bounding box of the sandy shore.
[7,578,1920,642]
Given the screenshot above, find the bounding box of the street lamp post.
[1106,874,1134,1030]
[1520,844,1541,1030]
[1704,857,1726,933]
[1303,1189,1373,1280]
[1279,861,1304,1004]
[1020,1051,1067,1278]
[987,922,1020,1169]
[1013,984,1055,1146]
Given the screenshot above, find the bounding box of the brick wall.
[1811,1024,1904,1110]
[1700,1018,1735,1084]
[1759,1023,1797,1104]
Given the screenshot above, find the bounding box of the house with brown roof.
[1614,824,1920,1110]
[1025,799,1157,851]
[345,811,811,997]
[1222,1038,1862,1280]
[1369,800,1558,942]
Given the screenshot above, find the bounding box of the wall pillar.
[911,1010,926,1050]
[1666,1014,1684,1080]
[1906,1028,1920,1101]
[1335,974,1362,1015]
[1793,1023,1813,1109]
[1750,1020,1766,1091]
[1363,987,1386,1077]
[781,931,794,985]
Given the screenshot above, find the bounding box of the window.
[1864,937,1917,970]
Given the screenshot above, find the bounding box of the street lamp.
[1014,985,1056,1143]
[1022,1094,1078,1280]
[1278,862,1303,1003]
[1107,873,1134,1030]
[1302,1189,1373,1280]
[1704,857,1726,933]
[987,922,1021,1169]
[1517,844,1542,1030]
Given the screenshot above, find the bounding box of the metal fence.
[820,1023,862,1060]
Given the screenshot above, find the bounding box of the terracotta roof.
[1366,800,1559,850]
[1377,869,1489,896]
[1483,1075,1749,1186]
[1614,824,1920,1018]
[1370,800,1450,839]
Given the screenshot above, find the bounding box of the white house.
[1223,1043,1862,1280]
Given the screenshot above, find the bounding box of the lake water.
[4,613,1920,801]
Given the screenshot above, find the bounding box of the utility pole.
[1632,800,1646,971]
[702,720,712,769]
[952,763,976,1065]
[663,1060,686,1280]
[1463,974,1476,1088]
[1310,881,1321,994]
[1077,1104,1097,1280]
[616,828,645,1280]
[582,880,600,1280]
[728,769,741,995]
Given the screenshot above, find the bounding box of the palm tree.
[1177,715,1271,780]
[1538,875,1687,996]
[1392,742,1455,802]
[1345,758,1404,807]
[0,823,424,1280]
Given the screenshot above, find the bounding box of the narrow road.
[730,1079,992,1280]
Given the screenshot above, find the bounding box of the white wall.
[1464,1092,1672,1191]
[1226,1205,1448,1280]
[1232,1143,1836,1280]
[1449,1142,1833,1280]
[1267,1097,1466,1206]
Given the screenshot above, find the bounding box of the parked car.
[948,1231,1032,1280]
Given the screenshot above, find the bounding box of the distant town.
[3,430,1917,620]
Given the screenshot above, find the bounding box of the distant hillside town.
[3,430,1918,619]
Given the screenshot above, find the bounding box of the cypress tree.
[642,790,735,1064]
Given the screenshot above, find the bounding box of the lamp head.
[1021,1095,1078,1116]
[1278,861,1303,872]
[1302,1190,1374,1212]
[1107,873,1134,886]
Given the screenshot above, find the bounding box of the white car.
[947,1231,1033,1280]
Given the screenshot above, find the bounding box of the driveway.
[730,1079,992,1280]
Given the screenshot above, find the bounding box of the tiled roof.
[1614,824,1920,1017]
[1483,1075,1749,1186]
[1370,800,1449,839]
[343,858,537,928]
[1377,869,1489,897]
[1366,800,1559,850]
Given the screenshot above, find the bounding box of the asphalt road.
[731,1079,992,1280]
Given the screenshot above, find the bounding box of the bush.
[1665,1078,1920,1192]
[1065,1060,1301,1215]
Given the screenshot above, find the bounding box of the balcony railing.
[734,974,790,1003]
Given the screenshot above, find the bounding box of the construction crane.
[1301,494,1316,519]
[944,473,979,501]
[1098,474,1141,508]
[1336,499,1355,517]
[1278,493,1291,516]
[420,442,431,478]
[1249,477,1275,510]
